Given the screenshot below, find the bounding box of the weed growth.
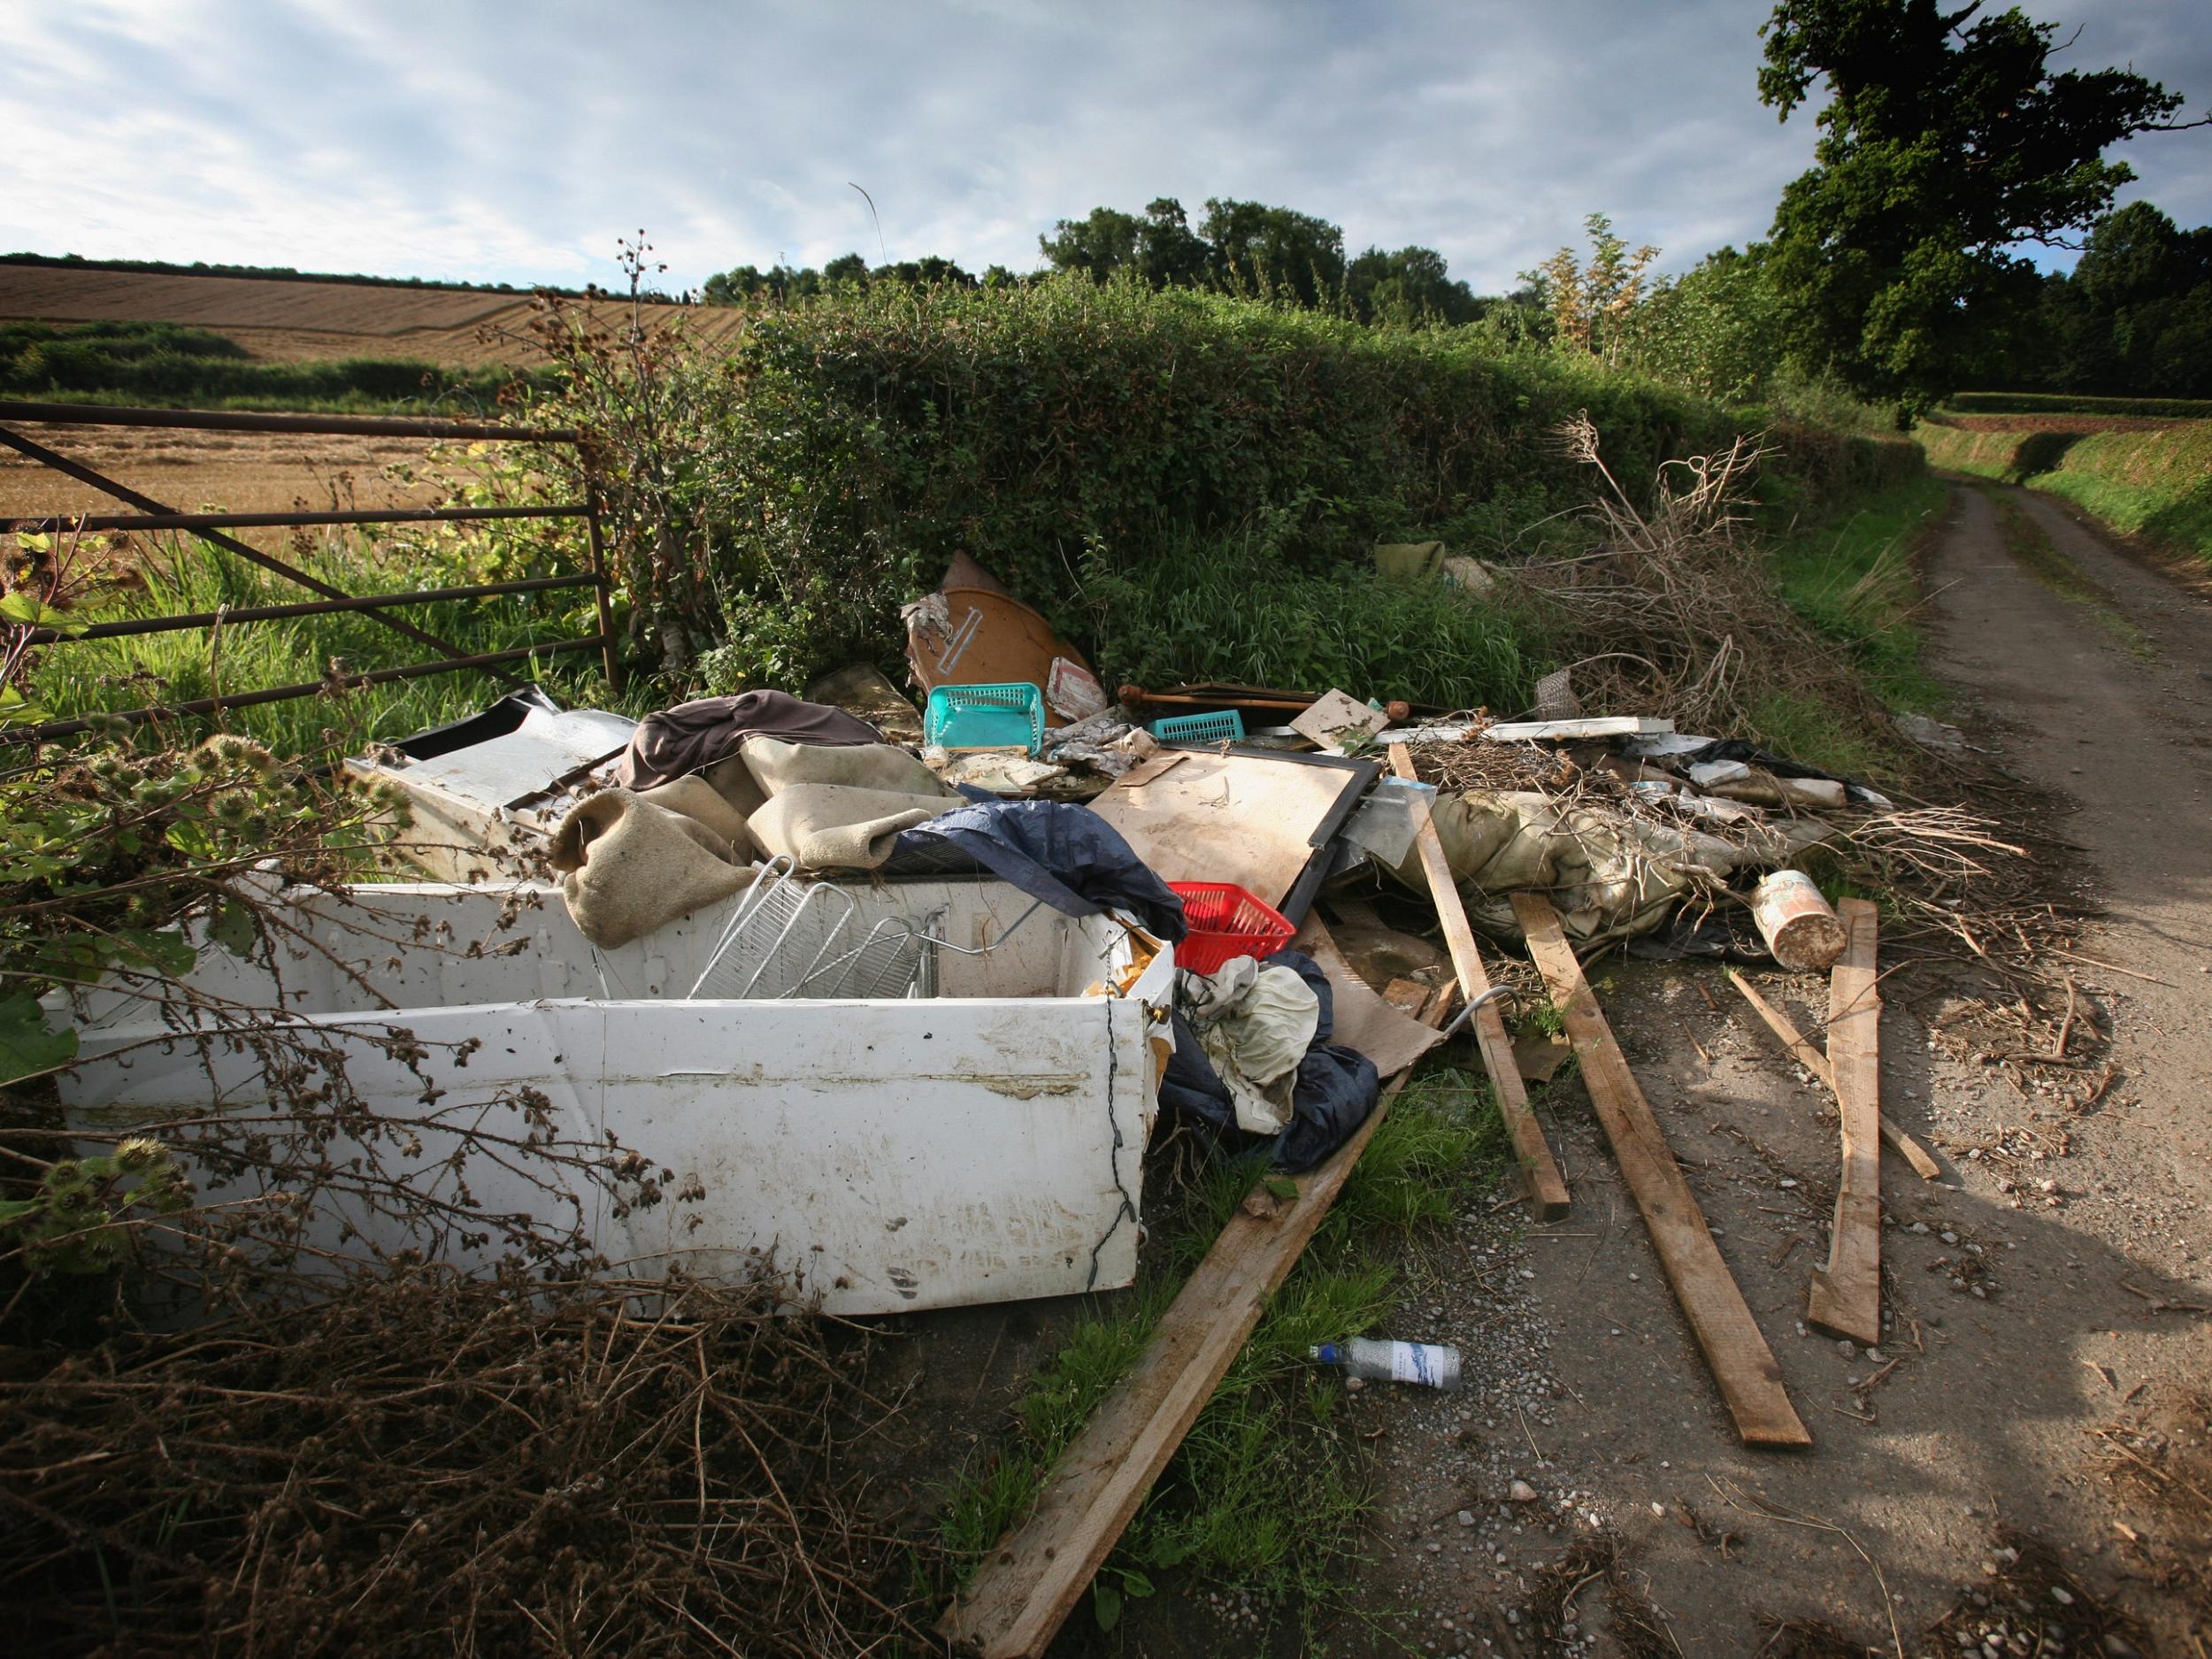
[1976,484,2157,662]
[22,522,629,752]
[1766,472,1951,729]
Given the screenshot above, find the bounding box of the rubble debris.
[1118,680,1412,725]
[1513,889,1813,1448]
[346,688,636,881]
[1389,742,1570,1220]
[1894,710,1969,751]
[805,661,927,745]
[1486,715,1675,741]
[1807,898,1884,1346]
[927,750,1070,795]
[1693,758,1850,810]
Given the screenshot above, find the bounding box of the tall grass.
[1073,526,1542,710]
[28,527,628,755]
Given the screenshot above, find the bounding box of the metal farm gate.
[0,400,621,742]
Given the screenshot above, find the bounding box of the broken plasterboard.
[1485,716,1676,742]
[1290,687,1390,752]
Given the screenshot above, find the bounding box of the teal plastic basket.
[926,682,1045,754]
[1149,709,1246,744]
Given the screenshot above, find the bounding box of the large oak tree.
[1759,0,2201,411]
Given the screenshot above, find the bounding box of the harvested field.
[0,265,750,366]
[0,419,451,519]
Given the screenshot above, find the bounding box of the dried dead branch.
[1517,416,1878,736]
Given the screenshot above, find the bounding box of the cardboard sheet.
[1292,915,1448,1077]
[1088,749,1371,914]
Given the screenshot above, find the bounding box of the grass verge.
[1917,418,2212,568]
[1734,472,1951,780]
[1768,472,1949,713]
[938,1064,1509,1640]
[1944,391,2212,420]
[1075,527,1542,712]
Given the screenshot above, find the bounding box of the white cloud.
[0,0,2204,292]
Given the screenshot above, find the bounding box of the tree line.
[703,196,1494,328]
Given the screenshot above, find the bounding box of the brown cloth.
[612,690,881,791]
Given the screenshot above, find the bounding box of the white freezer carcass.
[57,874,1171,1315]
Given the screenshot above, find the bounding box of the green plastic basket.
[925,682,1045,754]
[1149,709,1246,744]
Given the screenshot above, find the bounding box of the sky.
[3,0,2208,296]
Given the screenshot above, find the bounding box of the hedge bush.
[535,277,1921,701]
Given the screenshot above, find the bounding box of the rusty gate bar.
[23,573,601,646]
[9,503,590,534]
[0,401,579,442]
[0,637,611,744]
[0,399,627,737]
[583,511,621,692]
[0,423,510,676]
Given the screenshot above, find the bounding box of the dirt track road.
[1305,482,2212,1659]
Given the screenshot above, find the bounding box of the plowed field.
[0,265,749,365]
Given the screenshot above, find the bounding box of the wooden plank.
[1512,892,1812,1448]
[1806,899,1884,1344]
[1725,970,1940,1180]
[939,1013,1443,1658]
[1387,743,1570,1220]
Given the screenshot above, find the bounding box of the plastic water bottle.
[1310,1338,1463,1392]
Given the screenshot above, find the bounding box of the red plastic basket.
[1167,882,1295,974]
